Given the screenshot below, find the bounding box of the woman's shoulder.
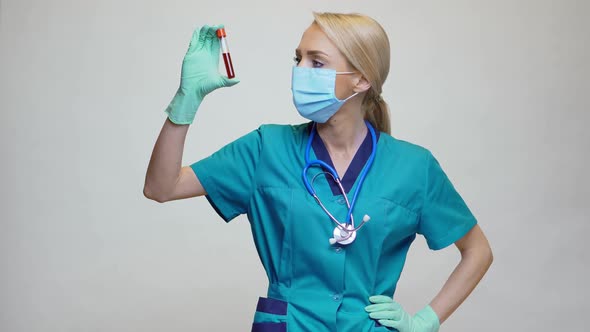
[379,131,431,159]
[257,122,310,133]
[254,122,311,142]
[250,124,433,160]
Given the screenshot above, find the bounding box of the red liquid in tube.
[222,53,235,79]
[216,28,235,79]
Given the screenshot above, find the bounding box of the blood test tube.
[216,28,235,79]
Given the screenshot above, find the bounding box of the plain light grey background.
[1,0,588,331]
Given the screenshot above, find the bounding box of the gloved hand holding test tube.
[164,24,239,125]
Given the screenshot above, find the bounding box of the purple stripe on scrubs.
[310,123,380,195]
[251,322,287,332]
[256,297,288,315]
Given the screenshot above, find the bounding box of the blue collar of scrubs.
[307,121,381,195]
[302,121,379,245]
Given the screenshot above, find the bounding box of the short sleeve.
[418,150,478,250]
[190,127,262,222]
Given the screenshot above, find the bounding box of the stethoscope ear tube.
[302,159,340,196]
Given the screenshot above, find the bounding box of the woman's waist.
[266,283,389,313]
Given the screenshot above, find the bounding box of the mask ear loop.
[341,91,359,102]
[335,71,361,102]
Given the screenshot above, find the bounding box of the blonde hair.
[312,12,391,135]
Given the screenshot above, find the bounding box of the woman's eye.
[292,56,323,68]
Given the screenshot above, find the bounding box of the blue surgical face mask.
[291,66,359,123]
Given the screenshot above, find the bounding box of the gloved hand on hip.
[165,24,240,125]
[365,295,440,332]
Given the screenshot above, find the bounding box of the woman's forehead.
[296,23,340,57]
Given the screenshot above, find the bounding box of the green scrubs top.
[190,123,477,332]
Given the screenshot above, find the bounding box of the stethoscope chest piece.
[330,224,357,245]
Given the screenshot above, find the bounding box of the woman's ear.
[353,75,372,93]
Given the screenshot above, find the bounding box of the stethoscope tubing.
[302,121,377,232]
[309,171,356,228]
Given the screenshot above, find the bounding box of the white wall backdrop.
[1,0,588,331]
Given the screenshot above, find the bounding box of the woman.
[144,12,493,332]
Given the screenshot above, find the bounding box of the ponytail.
[363,91,391,135]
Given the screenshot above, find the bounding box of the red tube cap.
[216,28,226,38]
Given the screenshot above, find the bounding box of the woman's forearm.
[429,234,493,324]
[143,118,190,202]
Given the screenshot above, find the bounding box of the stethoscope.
[302,121,377,245]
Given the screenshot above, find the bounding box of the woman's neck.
[316,111,367,156]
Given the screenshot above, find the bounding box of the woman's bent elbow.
[143,185,168,203]
[486,245,494,267]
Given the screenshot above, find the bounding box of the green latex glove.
[365,295,440,332]
[164,24,240,124]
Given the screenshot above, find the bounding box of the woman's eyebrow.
[295,49,329,57]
